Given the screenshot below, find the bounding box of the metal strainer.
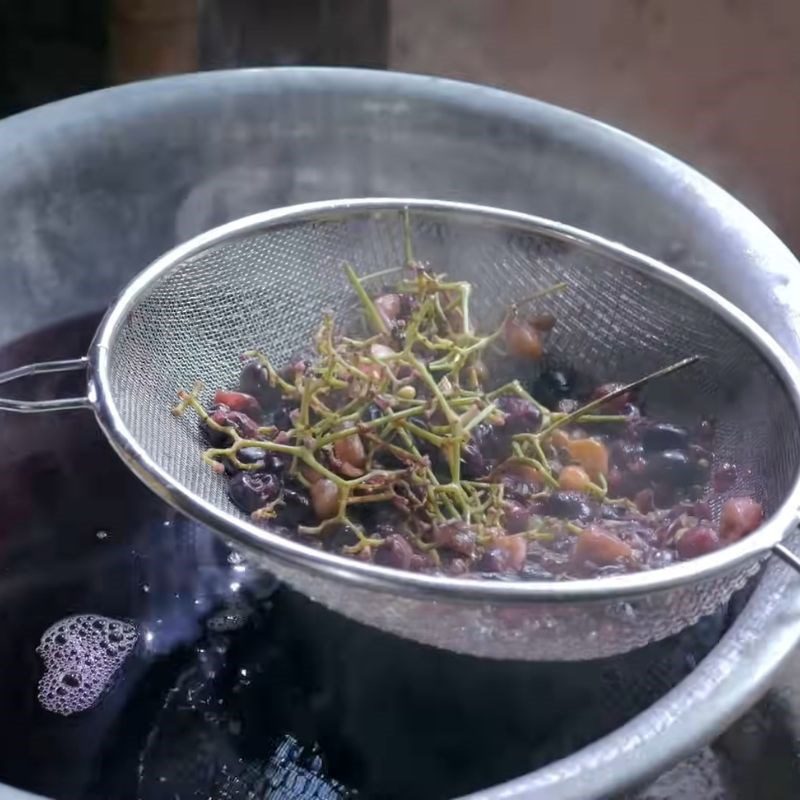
[4,198,800,661]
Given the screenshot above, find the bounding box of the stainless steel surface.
[67,197,800,661]
[470,535,800,800]
[0,67,798,796]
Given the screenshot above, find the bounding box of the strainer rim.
[89,198,800,603]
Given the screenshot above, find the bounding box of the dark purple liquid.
[0,315,732,800]
[0,314,271,798]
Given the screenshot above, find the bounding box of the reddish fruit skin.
[214,390,262,420]
[573,526,633,566]
[676,526,720,559]
[719,497,763,542]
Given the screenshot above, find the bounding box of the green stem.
[407,353,459,426]
[488,380,550,415]
[344,262,388,335]
[460,282,472,335]
[402,207,415,266]
[540,355,700,437]
[551,413,628,424]
[358,266,405,283]
[462,402,497,434]
[405,421,446,448]
[315,404,425,448]
[513,281,568,309]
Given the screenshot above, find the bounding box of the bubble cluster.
[36,614,138,716]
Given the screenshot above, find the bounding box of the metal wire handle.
[0,357,90,412]
[773,542,800,573]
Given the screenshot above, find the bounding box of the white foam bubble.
[36,614,138,716]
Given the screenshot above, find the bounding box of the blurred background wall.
[392,0,800,255]
[0,0,798,252]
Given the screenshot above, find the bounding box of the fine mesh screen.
[103,204,800,659]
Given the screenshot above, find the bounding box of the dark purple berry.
[620,402,642,421]
[409,417,447,474]
[398,293,418,320]
[713,462,738,492]
[408,553,434,572]
[224,446,271,475]
[362,403,385,423]
[609,457,649,499]
[531,368,574,410]
[542,491,594,521]
[239,360,281,409]
[242,448,287,475]
[460,441,488,479]
[276,479,314,527]
[498,464,543,502]
[696,418,715,445]
[496,395,542,435]
[478,549,511,573]
[433,522,478,557]
[652,483,677,508]
[271,404,296,431]
[642,423,690,452]
[228,471,281,514]
[645,450,698,487]
[205,406,261,447]
[470,422,502,460]
[610,440,644,469]
[502,501,530,533]
[238,446,267,465]
[374,534,415,570]
[263,453,288,474]
[321,524,360,553]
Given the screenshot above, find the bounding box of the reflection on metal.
[0,68,798,798]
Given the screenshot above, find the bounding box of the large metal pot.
[0,68,798,799]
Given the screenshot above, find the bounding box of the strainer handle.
[773,543,800,574]
[0,357,90,412]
